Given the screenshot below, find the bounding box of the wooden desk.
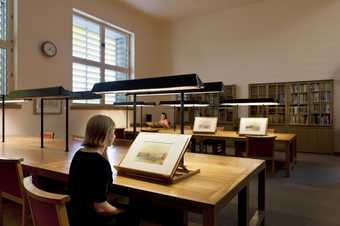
[0,137,266,226]
[125,128,297,177]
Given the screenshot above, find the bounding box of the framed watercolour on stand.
[239,117,268,136]
[193,117,218,134]
[115,132,200,184]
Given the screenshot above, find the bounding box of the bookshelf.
[249,80,334,154]
[249,80,333,127]
[176,85,237,128]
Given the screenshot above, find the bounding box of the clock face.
[41,41,57,57]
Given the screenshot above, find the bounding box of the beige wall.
[168,0,340,152]
[2,0,169,138]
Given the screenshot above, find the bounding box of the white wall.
[168,0,340,152]
[2,0,169,138]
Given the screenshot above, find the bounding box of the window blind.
[72,63,100,104]
[72,12,132,105]
[72,15,100,62]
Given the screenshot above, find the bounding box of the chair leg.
[0,194,3,226]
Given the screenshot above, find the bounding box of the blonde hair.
[83,114,115,148]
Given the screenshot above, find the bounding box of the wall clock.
[41,41,57,57]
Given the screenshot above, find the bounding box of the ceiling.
[119,0,262,21]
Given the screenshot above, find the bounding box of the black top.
[67,149,113,226]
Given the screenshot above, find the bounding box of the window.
[72,12,132,105]
[0,0,12,95]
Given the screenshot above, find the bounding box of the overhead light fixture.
[6,87,101,151]
[113,101,156,107]
[220,98,279,106]
[129,81,224,96]
[7,86,72,99]
[70,91,102,100]
[159,100,210,108]
[91,74,203,94]
[3,99,27,103]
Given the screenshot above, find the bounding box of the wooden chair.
[43,131,55,139]
[0,158,29,226]
[236,136,276,175]
[23,176,70,226]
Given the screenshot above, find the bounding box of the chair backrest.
[23,176,70,226]
[247,136,276,157]
[44,131,55,139]
[114,128,125,139]
[0,158,25,202]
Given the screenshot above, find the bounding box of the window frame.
[0,0,14,95]
[72,11,133,106]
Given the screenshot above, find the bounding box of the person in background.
[67,114,133,226]
[159,112,171,128]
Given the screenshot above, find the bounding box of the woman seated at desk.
[145,112,171,129]
[67,114,132,226]
[159,112,170,128]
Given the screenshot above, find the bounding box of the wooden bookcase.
[249,80,334,153]
[176,85,238,129]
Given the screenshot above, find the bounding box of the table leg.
[258,169,266,226]
[238,185,249,226]
[191,138,196,153]
[293,138,297,164]
[203,206,216,226]
[285,142,291,177]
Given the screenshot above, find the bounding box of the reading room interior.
[0,0,339,226]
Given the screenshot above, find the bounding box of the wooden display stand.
[116,156,200,184]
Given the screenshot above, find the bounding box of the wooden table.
[125,128,297,177]
[0,137,266,226]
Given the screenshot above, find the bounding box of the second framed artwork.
[33,99,63,115]
[193,117,218,133]
[239,117,268,136]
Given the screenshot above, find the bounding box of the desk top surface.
[125,128,296,142]
[0,136,265,206]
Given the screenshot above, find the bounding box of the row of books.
[290,93,308,105]
[268,115,286,124]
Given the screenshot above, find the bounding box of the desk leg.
[203,206,216,226]
[285,142,291,177]
[293,138,297,164]
[258,169,266,226]
[191,138,196,153]
[238,185,249,226]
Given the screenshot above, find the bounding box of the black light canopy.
[128,81,224,96]
[113,101,156,107]
[70,91,102,100]
[7,86,72,99]
[159,100,210,107]
[92,74,203,94]
[220,98,279,106]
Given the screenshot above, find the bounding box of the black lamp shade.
[7,87,102,101]
[128,81,224,96]
[159,100,209,107]
[92,74,203,94]
[70,91,101,100]
[113,101,156,107]
[7,86,72,99]
[220,98,279,106]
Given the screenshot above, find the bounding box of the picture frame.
[193,117,218,133]
[33,99,63,115]
[239,117,268,136]
[115,132,199,183]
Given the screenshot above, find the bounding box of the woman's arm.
[94,201,125,216]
